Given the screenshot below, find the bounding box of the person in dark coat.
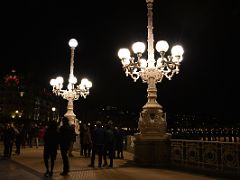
[82,124,92,157]
[14,124,21,155]
[79,124,84,156]
[43,121,59,177]
[59,117,72,176]
[88,121,105,168]
[103,121,115,168]
[3,123,16,159]
[115,127,125,159]
[68,124,77,157]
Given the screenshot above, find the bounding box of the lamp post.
[50,38,92,125]
[117,0,184,165]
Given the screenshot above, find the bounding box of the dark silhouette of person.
[27,124,33,147]
[21,124,28,148]
[59,117,72,176]
[43,121,59,177]
[79,124,84,156]
[14,124,21,155]
[32,123,40,148]
[89,121,105,168]
[82,124,92,157]
[3,123,16,159]
[115,127,125,159]
[68,124,77,157]
[103,121,115,168]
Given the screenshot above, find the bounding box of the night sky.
[1,0,240,121]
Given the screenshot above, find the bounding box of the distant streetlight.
[117,0,184,165]
[52,107,56,121]
[19,91,24,97]
[50,38,92,124]
[11,109,22,119]
[51,107,56,112]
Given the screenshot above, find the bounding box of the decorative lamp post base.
[137,106,171,139]
[134,107,171,167]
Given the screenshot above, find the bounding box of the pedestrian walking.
[88,121,105,168]
[59,117,72,176]
[83,123,92,157]
[43,121,59,177]
[79,124,84,156]
[103,121,115,168]
[68,124,77,157]
[3,123,16,159]
[32,123,40,148]
[115,126,125,159]
[14,124,21,155]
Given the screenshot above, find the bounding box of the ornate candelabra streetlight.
[117,0,184,165]
[50,38,92,125]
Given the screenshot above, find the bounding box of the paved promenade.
[0,143,230,180]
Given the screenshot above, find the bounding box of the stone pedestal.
[134,135,171,167]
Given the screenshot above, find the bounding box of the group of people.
[1,122,47,159]
[87,120,125,168]
[80,122,126,160]
[43,119,126,177]
[2,118,126,177]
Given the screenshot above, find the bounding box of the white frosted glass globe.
[56,76,64,84]
[86,81,92,88]
[69,76,77,84]
[132,42,145,54]
[118,48,131,59]
[156,40,169,52]
[50,79,57,86]
[68,38,78,48]
[171,45,184,56]
[81,78,89,86]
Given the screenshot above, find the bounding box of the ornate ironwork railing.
[171,139,240,175]
[126,136,240,177]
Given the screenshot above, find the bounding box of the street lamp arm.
[123,60,141,81]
